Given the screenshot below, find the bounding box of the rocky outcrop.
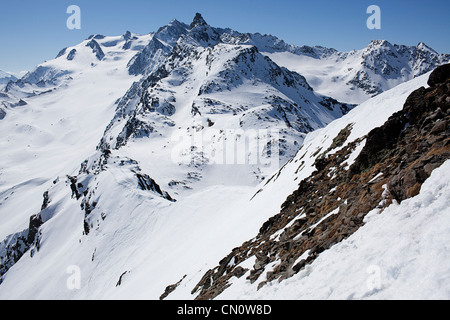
[189,64,450,300]
[428,63,450,87]
[135,172,175,202]
[190,13,208,29]
[0,190,51,282]
[67,49,77,61]
[160,274,186,300]
[86,39,105,61]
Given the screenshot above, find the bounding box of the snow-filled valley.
[0,13,449,300]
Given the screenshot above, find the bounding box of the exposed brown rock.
[174,64,450,300]
[159,274,186,300]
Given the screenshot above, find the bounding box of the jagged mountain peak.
[416,41,438,54]
[190,12,208,29]
[156,18,189,37]
[363,39,397,56]
[122,30,132,40]
[368,39,393,47]
[364,39,441,57]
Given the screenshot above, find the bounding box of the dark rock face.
[56,47,67,59]
[428,63,450,87]
[86,39,105,61]
[123,31,132,41]
[190,13,208,29]
[0,230,28,283]
[160,274,186,300]
[135,172,175,202]
[26,214,43,245]
[67,49,77,61]
[351,63,450,202]
[41,191,50,211]
[115,116,155,149]
[187,64,450,300]
[0,190,51,281]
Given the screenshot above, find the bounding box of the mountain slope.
[0,14,448,300]
[0,66,440,300]
[0,70,17,86]
[95,14,353,192]
[218,159,450,300]
[266,40,450,104]
[0,14,352,293]
[0,31,150,245]
[181,65,450,300]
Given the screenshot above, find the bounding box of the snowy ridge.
[0,69,433,300]
[0,70,17,85]
[178,65,450,300]
[266,40,450,104]
[0,30,150,240]
[0,13,448,300]
[162,71,435,300]
[0,14,352,294]
[218,160,450,300]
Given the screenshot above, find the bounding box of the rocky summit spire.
[190,13,208,29]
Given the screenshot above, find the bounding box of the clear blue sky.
[1,0,449,75]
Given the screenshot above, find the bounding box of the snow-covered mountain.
[0,13,449,300]
[183,65,450,300]
[0,13,352,293]
[98,20,355,187]
[266,40,450,104]
[0,70,17,92]
[0,70,16,83]
[124,18,449,105]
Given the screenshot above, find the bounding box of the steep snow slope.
[162,71,434,300]
[0,32,151,240]
[0,15,352,297]
[218,160,450,300]
[0,71,429,300]
[1,13,447,300]
[181,64,450,300]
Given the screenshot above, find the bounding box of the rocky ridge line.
[183,64,450,300]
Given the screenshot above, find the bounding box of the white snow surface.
[0,67,437,300]
[264,40,449,104]
[218,160,450,300]
[0,33,148,239]
[0,17,448,301]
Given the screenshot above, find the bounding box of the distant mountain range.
[266,40,450,103]
[0,70,17,86]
